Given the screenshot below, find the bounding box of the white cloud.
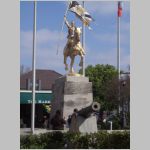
[86,47,130,71]
[20,29,67,73]
[37,29,65,45]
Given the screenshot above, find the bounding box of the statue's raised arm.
[64,16,71,29]
[64,16,76,39]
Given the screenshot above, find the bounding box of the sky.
[20,1,130,74]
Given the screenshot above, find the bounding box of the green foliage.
[99,115,122,130]
[109,131,130,149]
[99,121,110,130]
[111,115,122,129]
[85,64,118,110]
[20,131,130,149]
[125,112,130,129]
[20,134,47,149]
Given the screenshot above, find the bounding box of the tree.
[120,74,130,128]
[85,64,130,128]
[105,73,130,128]
[104,76,119,110]
[85,64,118,110]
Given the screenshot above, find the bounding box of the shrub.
[109,131,130,149]
[20,131,130,149]
[20,134,46,149]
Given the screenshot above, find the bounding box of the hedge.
[20,131,130,149]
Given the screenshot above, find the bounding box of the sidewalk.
[20,128,68,135]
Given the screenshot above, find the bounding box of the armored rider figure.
[64,16,76,50]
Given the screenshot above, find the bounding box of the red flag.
[118,1,123,17]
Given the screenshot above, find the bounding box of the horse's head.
[76,27,82,36]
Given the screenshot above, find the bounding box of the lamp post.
[108,121,113,130]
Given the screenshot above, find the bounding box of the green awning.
[20,91,53,104]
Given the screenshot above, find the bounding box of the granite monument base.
[50,75,98,133]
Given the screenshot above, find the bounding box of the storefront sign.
[20,91,53,104]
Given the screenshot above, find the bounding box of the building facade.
[20,69,62,128]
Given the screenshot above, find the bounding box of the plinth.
[50,75,98,133]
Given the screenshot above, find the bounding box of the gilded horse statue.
[63,17,85,75]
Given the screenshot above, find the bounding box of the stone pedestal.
[50,75,97,133]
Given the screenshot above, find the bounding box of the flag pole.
[117,1,121,113]
[56,1,70,55]
[82,1,85,76]
[31,0,37,134]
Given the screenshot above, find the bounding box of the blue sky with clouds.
[20,1,130,74]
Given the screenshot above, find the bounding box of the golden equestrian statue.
[63,16,85,75]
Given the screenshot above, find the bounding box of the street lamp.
[108,121,113,130]
[103,119,113,130]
